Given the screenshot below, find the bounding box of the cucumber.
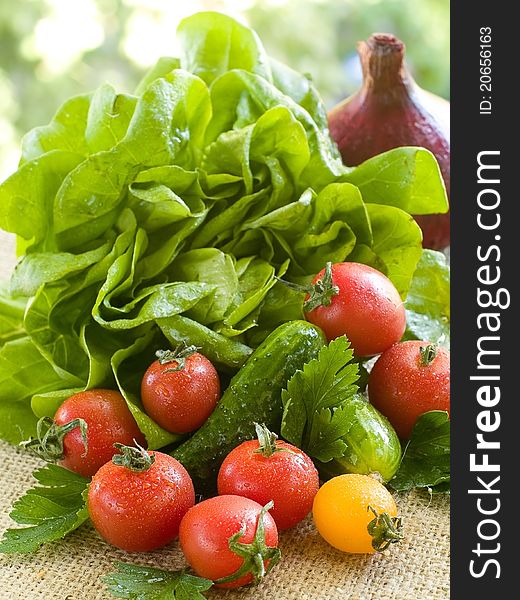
[317,395,402,482]
[172,320,326,489]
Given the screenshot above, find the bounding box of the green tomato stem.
[112,442,154,472]
[367,505,403,552]
[419,344,438,366]
[20,416,88,463]
[156,344,199,373]
[303,262,339,312]
[214,501,281,586]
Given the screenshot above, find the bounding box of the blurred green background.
[0,0,449,181]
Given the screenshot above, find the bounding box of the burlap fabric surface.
[0,231,450,599]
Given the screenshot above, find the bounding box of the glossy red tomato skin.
[141,353,220,434]
[54,389,146,477]
[88,451,195,552]
[217,440,319,530]
[368,340,450,439]
[305,262,406,357]
[179,495,278,589]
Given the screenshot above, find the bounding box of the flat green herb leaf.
[429,481,451,494]
[309,404,353,462]
[0,464,89,553]
[342,147,449,215]
[404,249,450,347]
[281,336,359,458]
[315,395,402,482]
[104,562,212,600]
[389,411,450,492]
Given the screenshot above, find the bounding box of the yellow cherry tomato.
[312,474,402,554]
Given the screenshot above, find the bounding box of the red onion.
[328,34,450,250]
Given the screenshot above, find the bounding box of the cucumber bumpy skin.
[172,320,326,490]
[316,395,402,483]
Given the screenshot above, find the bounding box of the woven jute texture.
[0,230,450,600]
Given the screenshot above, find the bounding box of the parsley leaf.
[389,411,450,492]
[103,562,213,599]
[281,336,359,462]
[0,464,89,553]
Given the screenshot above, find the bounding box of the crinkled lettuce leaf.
[177,11,272,85]
[341,147,449,215]
[0,11,448,447]
[0,282,26,344]
[0,336,81,444]
[404,249,450,346]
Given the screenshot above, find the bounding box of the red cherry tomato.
[179,495,279,589]
[368,340,450,438]
[217,425,319,530]
[141,348,220,434]
[54,389,146,477]
[88,448,195,552]
[304,262,406,357]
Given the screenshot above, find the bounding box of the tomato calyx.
[215,501,281,586]
[303,262,339,312]
[276,262,339,312]
[19,416,88,462]
[419,344,438,366]
[367,505,403,552]
[112,442,154,472]
[156,345,199,373]
[253,423,293,458]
